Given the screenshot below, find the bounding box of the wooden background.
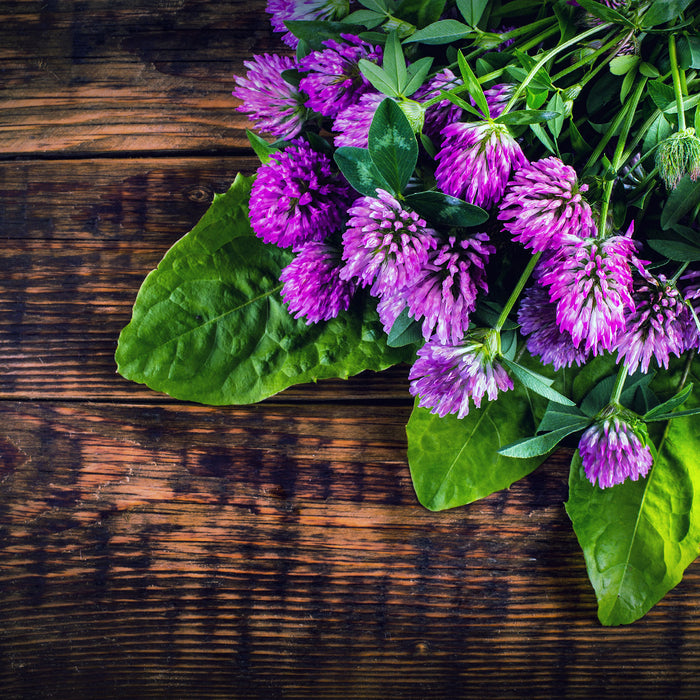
[1,1,699,697]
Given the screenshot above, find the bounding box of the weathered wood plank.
[0,0,282,156]
[1,401,698,699]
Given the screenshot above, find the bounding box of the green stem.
[610,364,628,406]
[502,23,612,115]
[669,34,687,131]
[551,32,621,82]
[495,252,541,332]
[517,24,560,53]
[672,261,690,284]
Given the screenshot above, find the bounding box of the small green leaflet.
[501,358,575,406]
[457,50,488,117]
[406,386,546,511]
[661,176,700,229]
[368,98,418,195]
[387,307,423,348]
[456,0,489,27]
[642,0,694,27]
[575,0,634,27]
[404,191,488,228]
[498,421,589,459]
[394,0,447,28]
[403,19,472,44]
[334,146,390,197]
[116,174,412,405]
[246,130,279,164]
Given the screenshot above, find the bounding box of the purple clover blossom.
[680,269,700,351]
[299,35,382,118]
[537,226,637,355]
[232,54,307,139]
[435,121,527,209]
[332,92,384,148]
[409,330,514,419]
[615,272,687,374]
[249,139,352,249]
[518,283,589,370]
[414,69,464,139]
[404,234,495,344]
[340,189,438,297]
[479,83,517,119]
[498,157,595,252]
[266,0,350,48]
[578,409,653,489]
[280,239,357,323]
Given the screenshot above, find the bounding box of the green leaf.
[678,35,700,69]
[648,80,675,111]
[499,422,590,459]
[496,109,560,125]
[642,0,694,27]
[334,146,390,197]
[609,54,640,76]
[643,112,672,154]
[575,0,634,26]
[538,402,589,433]
[530,122,557,154]
[644,384,694,420]
[403,56,435,96]
[404,191,488,228]
[566,417,700,625]
[406,386,545,511]
[403,19,472,44]
[246,129,279,164]
[387,307,423,347]
[457,50,489,117]
[639,61,661,78]
[382,31,407,94]
[646,237,700,262]
[368,98,418,194]
[546,93,566,140]
[661,176,700,229]
[116,174,411,404]
[358,0,387,11]
[394,0,446,28]
[358,59,399,97]
[284,20,367,50]
[501,358,576,406]
[344,9,386,29]
[456,0,489,27]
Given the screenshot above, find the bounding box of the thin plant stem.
[495,252,541,332]
[669,35,687,131]
[610,364,628,405]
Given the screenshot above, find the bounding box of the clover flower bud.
[656,127,700,190]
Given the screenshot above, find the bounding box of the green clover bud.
[381,15,415,39]
[398,98,425,134]
[656,127,700,190]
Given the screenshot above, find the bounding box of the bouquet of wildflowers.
[116,0,700,625]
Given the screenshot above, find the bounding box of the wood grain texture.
[1,0,279,156]
[2,0,700,696]
[1,402,699,699]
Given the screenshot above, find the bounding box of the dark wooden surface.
[1,2,699,698]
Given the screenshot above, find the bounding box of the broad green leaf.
[116,174,411,404]
[403,19,472,44]
[246,129,279,164]
[501,358,575,406]
[456,0,489,27]
[387,307,423,347]
[368,98,418,194]
[609,55,639,76]
[394,0,446,28]
[639,61,660,78]
[641,0,694,27]
[642,112,672,154]
[661,176,700,229]
[406,385,545,511]
[566,410,700,625]
[358,59,399,96]
[646,237,700,262]
[404,191,488,227]
[284,20,367,50]
[334,146,390,197]
[678,35,700,69]
[575,0,633,26]
[530,122,557,154]
[358,0,387,11]
[499,422,589,459]
[647,80,675,111]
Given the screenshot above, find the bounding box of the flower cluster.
[230,1,700,500]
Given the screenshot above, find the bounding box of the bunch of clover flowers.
[231,18,700,495]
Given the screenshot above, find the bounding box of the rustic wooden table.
[2,1,699,698]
